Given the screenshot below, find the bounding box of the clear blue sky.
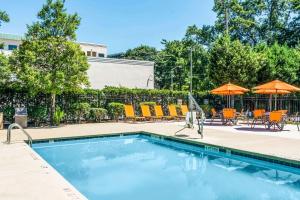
[0,0,216,54]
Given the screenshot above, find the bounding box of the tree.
[0,53,12,90]
[185,25,217,47]
[256,43,300,84]
[0,10,9,27]
[122,45,158,61]
[209,36,262,88]
[213,0,265,45]
[0,10,9,49]
[155,40,188,90]
[11,0,89,125]
[155,39,209,91]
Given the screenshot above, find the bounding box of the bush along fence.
[1,86,300,127]
[0,87,210,126]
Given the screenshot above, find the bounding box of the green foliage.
[212,0,300,47]
[71,102,90,123]
[10,0,89,125]
[102,86,188,97]
[200,104,213,116]
[0,53,12,90]
[0,10,9,27]
[26,0,80,40]
[209,36,262,88]
[1,105,14,122]
[28,106,48,126]
[53,106,65,126]
[122,45,158,61]
[107,102,124,121]
[89,108,107,122]
[140,102,156,106]
[256,43,300,85]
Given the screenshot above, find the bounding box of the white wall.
[79,42,107,57]
[87,58,154,89]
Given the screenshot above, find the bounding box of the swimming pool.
[33,134,300,200]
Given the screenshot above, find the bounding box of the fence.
[1,88,300,125]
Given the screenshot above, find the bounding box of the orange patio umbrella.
[211,83,249,108]
[253,89,291,95]
[253,80,300,110]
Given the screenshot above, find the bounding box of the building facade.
[88,57,154,89]
[0,33,154,89]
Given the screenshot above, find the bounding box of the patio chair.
[140,104,158,121]
[154,105,173,120]
[124,105,145,122]
[251,109,266,128]
[222,108,237,125]
[293,112,300,131]
[277,110,288,115]
[180,105,189,117]
[168,105,185,120]
[210,108,221,125]
[267,111,285,131]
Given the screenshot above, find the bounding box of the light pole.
[170,66,181,91]
[189,47,193,94]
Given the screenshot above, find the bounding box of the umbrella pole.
[269,94,272,111]
[275,94,277,110]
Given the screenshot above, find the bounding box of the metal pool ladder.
[6,123,33,147]
[175,93,205,138]
[188,93,205,138]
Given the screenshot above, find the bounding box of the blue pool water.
[33,134,300,200]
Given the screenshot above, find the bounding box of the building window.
[8,45,18,50]
[98,53,105,57]
[87,51,91,56]
[92,51,97,57]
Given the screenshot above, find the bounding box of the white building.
[88,57,154,89]
[79,42,107,58]
[0,33,154,89]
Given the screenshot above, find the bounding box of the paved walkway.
[1,121,300,199]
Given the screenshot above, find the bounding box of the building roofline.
[87,57,154,66]
[0,33,23,41]
[0,32,107,48]
[78,42,107,48]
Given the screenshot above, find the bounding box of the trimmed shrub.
[71,102,91,123]
[200,104,213,116]
[89,108,107,122]
[108,102,124,121]
[140,102,156,106]
[28,106,48,126]
[1,105,14,123]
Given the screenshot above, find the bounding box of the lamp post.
[170,66,181,91]
[189,47,194,94]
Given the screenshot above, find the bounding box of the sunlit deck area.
[1,121,300,199]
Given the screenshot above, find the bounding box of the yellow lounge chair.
[154,105,173,120]
[140,104,158,120]
[180,105,189,117]
[124,105,145,122]
[168,105,185,120]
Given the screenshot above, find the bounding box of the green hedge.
[0,86,213,125]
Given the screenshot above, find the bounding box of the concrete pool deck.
[1,121,300,199]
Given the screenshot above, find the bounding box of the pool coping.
[30,131,300,169]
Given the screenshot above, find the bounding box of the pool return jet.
[175,93,205,138]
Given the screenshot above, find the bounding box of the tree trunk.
[50,93,56,126]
